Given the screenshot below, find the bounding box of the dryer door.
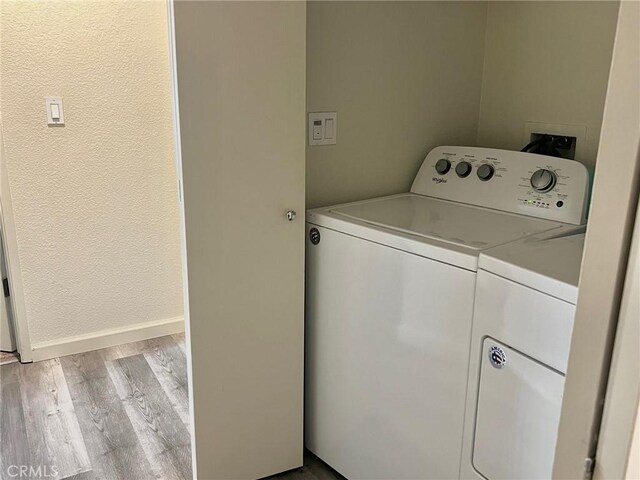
[473,338,565,479]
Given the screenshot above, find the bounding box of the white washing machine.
[459,232,586,480]
[305,146,589,479]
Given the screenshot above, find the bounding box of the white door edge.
[1,229,17,352]
[165,1,198,478]
[0,126,33,363]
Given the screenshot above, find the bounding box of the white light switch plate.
[46,96,65,125]
[308,112,337,146]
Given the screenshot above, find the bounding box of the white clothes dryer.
[460,232,586,480]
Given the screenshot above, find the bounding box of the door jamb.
[593,192,640,479]
[552,1,639,476]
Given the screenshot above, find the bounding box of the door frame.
[593,191,640,479]
[0,127,34,363]
[165,0,198,477]
[553,1,639,477]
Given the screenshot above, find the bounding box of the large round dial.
[435,159,451,175]
[455,161,472,178]
[530,169,557,192]
[477,163,494,181]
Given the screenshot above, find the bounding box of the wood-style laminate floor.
[0,334,342,480]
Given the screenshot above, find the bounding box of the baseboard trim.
[30,316,185,362]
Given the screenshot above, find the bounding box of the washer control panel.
[411,146,589,225]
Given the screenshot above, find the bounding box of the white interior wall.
[477,1,619,169]
[307,1,619,208]
[0,1,183,352]
[306,1,488,208]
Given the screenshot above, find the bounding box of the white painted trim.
[30,316,185,362]
[594,192,640,479]
[0,126,34,362]
[165,1,198,478]
[627,399,640,479]
[553,1,639,477]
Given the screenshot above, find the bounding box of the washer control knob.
[477,163,495,181]
[530,169,557,192]
[455,161,472,178]
[435,159,451,175]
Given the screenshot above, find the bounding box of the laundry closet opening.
[302,2,621,480]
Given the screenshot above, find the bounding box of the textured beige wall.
[477,1,619,168]
[0,1,183,344]
[306,1,488,208]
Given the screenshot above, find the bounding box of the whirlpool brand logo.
[432,177,447,184]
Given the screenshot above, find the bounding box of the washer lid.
[479,232,585,304]
[331,194,561,250]
[307,194,569,271]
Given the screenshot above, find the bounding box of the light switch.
[50,104,60,120]
[308,112,337,146]
[324,118,334,139]
[45,97,65,125]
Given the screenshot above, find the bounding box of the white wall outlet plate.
[308,112,337,146]
[45,97,65,126]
